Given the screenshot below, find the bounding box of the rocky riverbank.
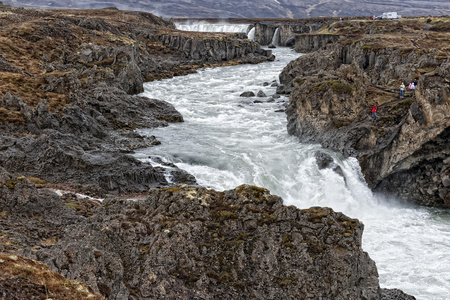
[1,168,416,299]
[0,4,416,299]
[0,3,273,197]
[281,17,450,208]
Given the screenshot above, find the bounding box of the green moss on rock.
[329,80,354,94]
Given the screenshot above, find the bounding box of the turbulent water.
[135,47,450,299]
[175,23,251,33]
[175,23,256,41]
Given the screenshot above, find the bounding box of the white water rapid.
[247,27,255,41]
[271,27,280,46]
[175,23,256,41]
[175,23,251,33]
[134,48,450,299]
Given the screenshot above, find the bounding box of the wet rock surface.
[381,288,417,300]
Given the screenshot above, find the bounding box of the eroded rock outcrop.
[295,34,340,53]
[281,19,450,207]
[159,32,273,63]
[1,168,383,299]
[0,88,195,196]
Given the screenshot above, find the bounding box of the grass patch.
[26,176,48,188]
[429,21,450,32]
[0,107,25,124]
[390,98,415,109]
[0,253,104,299]
[212,210,238,222]
[312,80,354,95]
[329,80,354,95]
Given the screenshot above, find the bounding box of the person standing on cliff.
[400,82,405,99]
[372,104,378,120]
[413,78,418,89]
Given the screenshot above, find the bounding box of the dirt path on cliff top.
[369,84,415,109]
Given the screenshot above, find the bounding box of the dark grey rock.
[19,184,380,300]
[240,91,256,97]
[257,90,267,97]
[315,151,334,169]
[314,151,346,181]
[0,89,194,197]
[381,288,416,300]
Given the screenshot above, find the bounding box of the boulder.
[240,91,256,97]
[257,90,267,97]
[381,288,416,300]
[314,151,346,180]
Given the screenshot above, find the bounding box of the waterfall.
[175,22,251,33]
[271,28,280,46]
[134,48,450,300]
[247,27,255,41]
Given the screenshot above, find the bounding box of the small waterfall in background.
[175,22,254,41]
[271,27,280,46]
[247,27,255,41]
[175,22,250,33]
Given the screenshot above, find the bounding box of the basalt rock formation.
[0,5,418,299]
[252,17,346,47]
[1,167,416,299]
[174,17,341,47]
[0,3,273,197]
[281,17,450,208]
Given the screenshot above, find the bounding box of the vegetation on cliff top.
[318,16,450,57]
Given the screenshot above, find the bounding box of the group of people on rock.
[400,78,418,99]
[372,78,418,121]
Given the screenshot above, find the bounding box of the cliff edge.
[2,167,409,299]
[281,17,450,208]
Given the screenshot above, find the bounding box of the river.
[134,47,450,299]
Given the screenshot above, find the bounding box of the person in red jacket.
[372,104,378,120]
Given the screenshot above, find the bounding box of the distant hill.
[2,0,450,18]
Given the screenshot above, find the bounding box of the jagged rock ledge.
[0,168,414,299]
